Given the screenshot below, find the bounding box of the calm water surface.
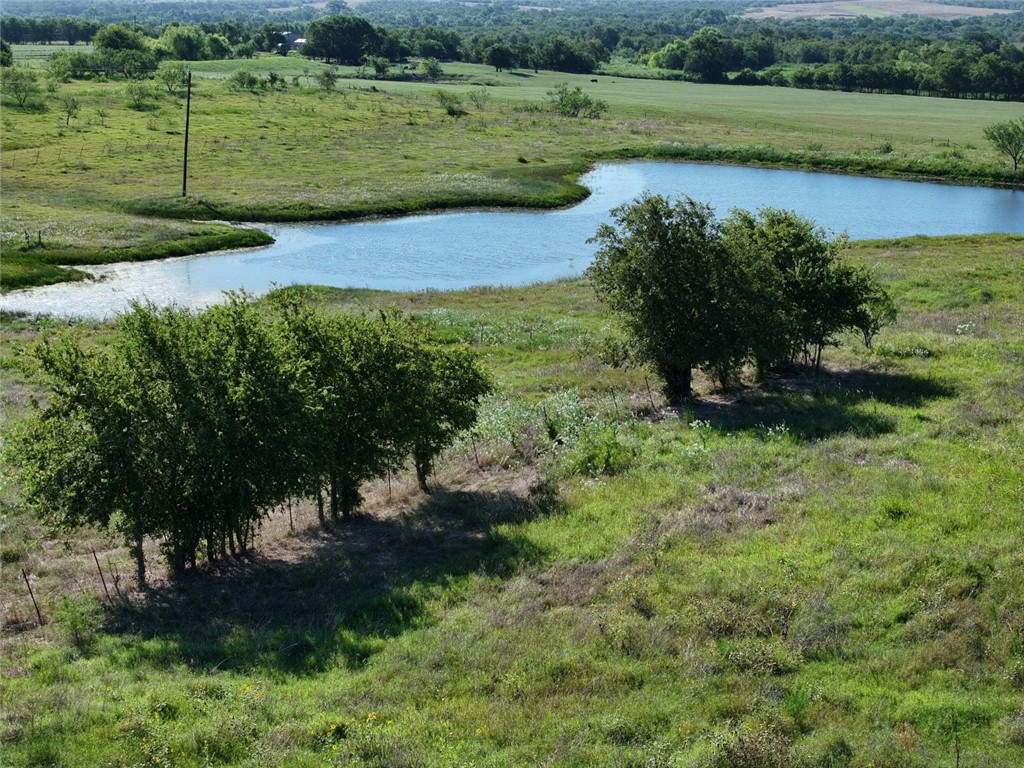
[3,162,1022,319]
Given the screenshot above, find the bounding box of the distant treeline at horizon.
[3,0,1023,100]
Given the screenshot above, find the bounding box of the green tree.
[156,61,188,94]
[228,69,264,92]
[6,333,152,584]
[206,35,231,60]
[159,24,208,61]
[547,82,607,118]
[587,199,895,399]
[7,298,315,582]
[302,15,380,65]
[93,23,149,53]
[419,57,443,82]
[587,193,748,403]
[648,39,687,70]
[316,66,339,92]
[434,88,464,116]
[538,35,599,74]
[272,301,404,522]
[403,335,491,493]
[983,116,1024,173]
[59,94,80,125]
[724,208,894,370]
[0,40,13,68]
[0,67,40,107]
[366,54,391,78]
[684,27,737,83]
[485,43,516,72]
[125,80,156,109]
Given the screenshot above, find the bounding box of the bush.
[708,722,797,768]
[547,82,607,118]
[53,594,103,651]
[571,422,636,476]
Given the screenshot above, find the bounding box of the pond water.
[3,161,1022,319]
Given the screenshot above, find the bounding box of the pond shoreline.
[4,146,1021,294]
[2,159,1021,320]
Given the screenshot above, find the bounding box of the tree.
[125,80,156,109]
[485,43,516,72]
[434,88,464,117]
[271,302,412,522]
[419,57,443,82]
[366,54,391,78]
[538,35,598,74]
[547,82,607,118]
[59,95,80,125]
[586,193,748,403]
[723,208,894,370]
[206,35,231,60]
[228,69,264,92]
[159,24,208,61]
[302,15,380,65]
[316,66,339,92]
[983,117,1024,173]
[0,40,13,68]
[156,61,188,94]
[684,27,737,83]
[0,67,40,107]
[93,23,149,53]
[648,39,687,71]
[403,336,491,492]
[587,198,896,400]
[7,298,315,583]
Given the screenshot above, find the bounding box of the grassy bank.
[2,59,1021,290]
[2,234,1022,766]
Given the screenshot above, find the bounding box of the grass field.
[1,233,1023,766]
[2,56,1022,290]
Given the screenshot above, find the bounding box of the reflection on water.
[3,162,1022,319]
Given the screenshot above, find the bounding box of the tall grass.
[1,234,1022,766]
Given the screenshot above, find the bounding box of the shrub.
[53,594,102,651]
[571,422,636,476]
[547,82,607,118]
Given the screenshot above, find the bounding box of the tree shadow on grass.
[108,482,561,676]
[689,369,956,441]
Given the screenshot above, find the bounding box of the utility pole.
[182,71,192,197]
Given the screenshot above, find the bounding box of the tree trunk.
[416,460,432,494]
[330,477,339,521]
[316,486,325,527]
[662,364,693,406]
[133,534,146,588]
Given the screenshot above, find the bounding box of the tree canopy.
[301,15,381,65]
[983,117,1024,173]
[7,295,491,584]
[586,195,896,404]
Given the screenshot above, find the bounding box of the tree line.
[647,27,1024,101]
[7,294,490,584]
[5,7,1022,100]
[587,196,897,404]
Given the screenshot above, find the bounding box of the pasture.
[1,233,1023,765]
[2,56,1021,289]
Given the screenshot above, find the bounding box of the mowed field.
[743,0,1017,20]
[2,55,1022,289]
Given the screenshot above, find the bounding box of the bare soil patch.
[743,0,1015,20]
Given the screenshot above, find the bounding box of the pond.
[3,161,1022,319]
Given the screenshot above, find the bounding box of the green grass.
[2,59,1021,290]
[2,234,1023,766]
